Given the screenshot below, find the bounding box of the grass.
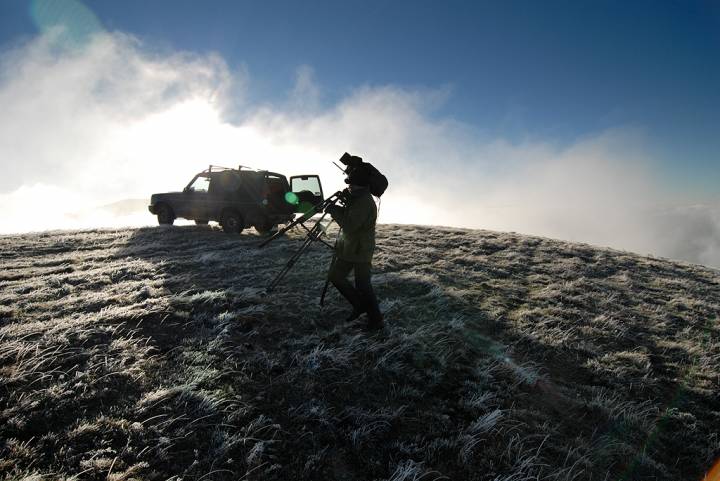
[0,223,718,480]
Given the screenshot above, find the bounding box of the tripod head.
[259,190,348,248]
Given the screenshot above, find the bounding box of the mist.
[1,32,718,268]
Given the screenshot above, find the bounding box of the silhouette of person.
[324,165,384,330]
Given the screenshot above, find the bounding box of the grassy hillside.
[1,224,718,480]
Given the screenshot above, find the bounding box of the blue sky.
[1,0,718,193]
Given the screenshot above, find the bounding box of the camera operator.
[324,166,384,330]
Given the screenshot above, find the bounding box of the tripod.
[260,190,347,294]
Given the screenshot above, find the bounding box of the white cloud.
[289,65,320,112]
[0,32,718,268]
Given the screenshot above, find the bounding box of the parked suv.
[148,166,324,233]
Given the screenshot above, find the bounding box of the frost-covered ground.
[1,223,718,480]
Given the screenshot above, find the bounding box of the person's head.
[345,165,370,192]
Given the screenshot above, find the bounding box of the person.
[324,165,384,330]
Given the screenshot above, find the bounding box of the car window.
[240,172,264,200]
[189,176,210,193]
[211,172,241,193]
[266,176,287,194]
[291,176,322,196]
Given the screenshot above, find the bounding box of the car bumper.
[148,205,157,214]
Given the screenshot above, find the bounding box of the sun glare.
[116,98,333,194]
[117,99,435,228]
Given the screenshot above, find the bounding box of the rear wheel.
[195,219,209,225]
[156,204,175,225]
[220,210,243,234]
[255,219,276,235]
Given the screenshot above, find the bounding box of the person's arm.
[331,197,370,234]
[325,204,348,228]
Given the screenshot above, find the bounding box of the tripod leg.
[306,213,336,250]
[320,227,342,306]
[301,211,328,236]
[266,235,314,292]
[266,218,328,293]
[320,252,337,307]
[263,193,345,294]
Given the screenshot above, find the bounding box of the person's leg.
[329,258,366,314]
[353,262,383,325]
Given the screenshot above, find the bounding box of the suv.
[148,166,324,233]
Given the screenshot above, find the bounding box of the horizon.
[1,0,719,267]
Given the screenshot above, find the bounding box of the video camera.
[337,152,388,197]
[339,152,364,169]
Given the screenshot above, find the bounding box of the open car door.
[289,175,324,213]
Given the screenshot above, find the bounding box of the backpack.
[364,162,389,197]
[340,152,389,197]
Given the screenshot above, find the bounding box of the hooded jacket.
[327,188,377,263]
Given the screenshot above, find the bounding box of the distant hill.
[0,224,718,480]
[99,198,148,216]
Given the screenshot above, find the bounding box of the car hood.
[150,192,184,203]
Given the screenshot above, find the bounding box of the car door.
[289,175,324,213]
[180,174,211,219]
[263,174,294,216]
[207,171,241,219]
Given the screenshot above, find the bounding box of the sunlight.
[114,98,254,192]
[375,191,444,227]
[0,93,358,234]
[114,97,440,229]
[0,184,152,233]
[113,98,342,197]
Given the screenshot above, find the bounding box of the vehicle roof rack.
[201,164,264,174]
[238,165,263,172]
[204,165,233,173]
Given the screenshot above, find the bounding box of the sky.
[0,0,719,267]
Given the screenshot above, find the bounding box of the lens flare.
[30,0,103,46]
[284,192,299,205]
[298,201,315,215]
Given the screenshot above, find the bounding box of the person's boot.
[364,313,385,331]
[345,309,364,323]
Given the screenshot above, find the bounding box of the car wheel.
[157,204,175,225]
[195,219,209,225]
[255,220,276,235]
[220,210,243,234]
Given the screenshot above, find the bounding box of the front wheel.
[156,204,175,225]
[220,210,243,234]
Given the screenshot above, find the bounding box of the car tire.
[255,219,276,235]
[195,220,209,225]
[220,210,243,234]
[157,204,175,225]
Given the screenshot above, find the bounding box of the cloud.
[0,31,718,268]
[288,65,320,112]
